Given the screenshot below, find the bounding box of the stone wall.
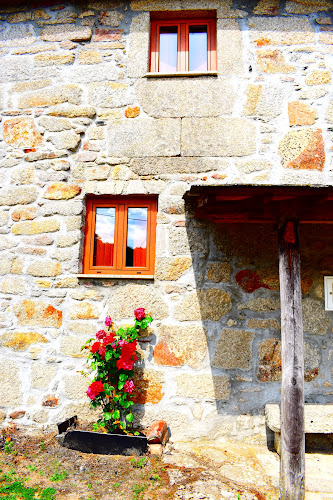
[0,0,333,443]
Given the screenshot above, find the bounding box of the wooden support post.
[278,218,305,500]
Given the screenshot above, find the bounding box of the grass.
[1,434,166,500]
[132,483,147,500]
[4,441,17,457]
[49,470,68,482]
[1,432,270,500]
[150,474,160,482]
[130,457,146,469]
[0,475,56,500]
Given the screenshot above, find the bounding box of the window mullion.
[85,200,95,272]
[211,20,217,71]
[115,204,125,270]
[146,202,152,270]
[184,22,189,72]
[150,22,159,72]
[179,22,187,72]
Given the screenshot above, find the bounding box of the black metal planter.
[60,429,148,456]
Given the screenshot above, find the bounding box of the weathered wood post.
[278,218,305,500]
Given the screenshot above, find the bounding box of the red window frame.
[83,196,157,276]
[150,12,217,73]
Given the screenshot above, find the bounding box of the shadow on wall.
[172,198,333,438]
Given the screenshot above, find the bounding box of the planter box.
[59,429,148,456]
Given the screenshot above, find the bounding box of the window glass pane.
[159,26,177,73]
[126,207,148,268]
[94,207,115,267]
[189,25,207,71]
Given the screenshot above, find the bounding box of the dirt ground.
[2,425,331,500]
[0,424,279,500]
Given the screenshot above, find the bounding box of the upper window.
[83,196,157,276]
[149,11,217,74]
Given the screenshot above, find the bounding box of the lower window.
[83,196,157,276]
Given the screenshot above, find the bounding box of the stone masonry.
[0,0,333,443]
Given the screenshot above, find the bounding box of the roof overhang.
[184,185,333,224]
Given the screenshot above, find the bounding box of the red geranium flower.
[91,341,101,354]
[116,340,137,370]
[134,308,146,321]
[124,380,135,394]
[117,357,135,370]
[96,330,107,340]
[99,346,106,359]
[86,381,104,400]
[103,334,115,346]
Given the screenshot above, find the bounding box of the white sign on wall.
[324,277,333,311]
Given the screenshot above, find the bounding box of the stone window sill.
[77,274,154,280]
[146,71,218,78]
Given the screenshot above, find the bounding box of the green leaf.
[104,412,112,421]
[92,423,99,431]
[112,410,120,420]
[104,386,112,396]
[118,381,125,390]
[119,373,128,382]
[126,412,133,423]
[82,338,94,350]
[105,351,112,361]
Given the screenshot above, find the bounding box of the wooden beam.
[278,219,305,500]
[195,194,333,224]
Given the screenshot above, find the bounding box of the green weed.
[132,483,147,500]
[27,464,36,472]
[4,440,17,456]
[0,481,56,500]
[49,470,68,482]
[0,470,17,483]
[39,442,45,451]
[130,457,146,468]
[150,474,161,482]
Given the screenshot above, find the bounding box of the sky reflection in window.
[159,26,178,72]
[189,25,207,71]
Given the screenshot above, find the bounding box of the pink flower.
[96,329,107,340]
[124,380,135,394]
[104,316,113,327]
[87,381,104,400]
[134,308,146,321]
[91,341,101,354]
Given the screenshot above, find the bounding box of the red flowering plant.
[82,308,152,433]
